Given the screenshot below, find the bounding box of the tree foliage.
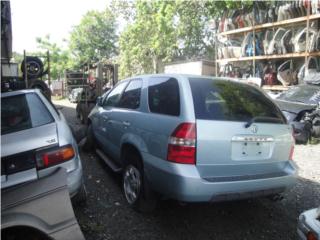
[117,0,246,79]
[36,35,72,79]
[69,9,118,66]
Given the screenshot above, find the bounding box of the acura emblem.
[251,124,258,133]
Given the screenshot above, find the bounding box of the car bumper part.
[298,208,320,240]
[143,152,297,202]
[1,168,85,240]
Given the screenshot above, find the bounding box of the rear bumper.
[143,153,297,202]
[67,157,83,198]
[1,168,85,240]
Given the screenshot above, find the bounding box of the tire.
[29,79,51,101]
[122,153,157,212]
[72,183,87,206]
[82,124,95,151]
[21,56,44,79]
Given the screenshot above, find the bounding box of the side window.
[118,79,142,109]
[148,77,180,116]
[103,81,127,108]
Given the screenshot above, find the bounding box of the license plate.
[231,135,273,160]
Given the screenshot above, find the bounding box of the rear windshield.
[189,78,285,123]
[1,93,54,135]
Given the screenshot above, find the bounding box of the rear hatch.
[1,93,58,188]
[188,78,294,180]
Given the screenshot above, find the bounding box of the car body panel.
[298,207,320,240]
[1,168,85,240]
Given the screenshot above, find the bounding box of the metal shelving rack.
[215,5,320,91]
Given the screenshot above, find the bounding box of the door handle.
[122,121,130,127]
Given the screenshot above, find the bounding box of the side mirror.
[96,96,102,106]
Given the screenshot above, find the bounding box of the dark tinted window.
[189,78,285,122]
[148,77,180,116]
[103,81,127,107]
[118,79,142,109]
[1,93,54,135]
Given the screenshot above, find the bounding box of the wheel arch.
[121,142,144,168]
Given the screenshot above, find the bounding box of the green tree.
[118,0,243,79]
[69,9,118,66]
[36,35,72,80]
[119,0,178,78]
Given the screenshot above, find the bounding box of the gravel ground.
[54,99,320,240]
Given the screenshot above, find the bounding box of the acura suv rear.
[87,74,297,211]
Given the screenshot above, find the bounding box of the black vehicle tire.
[72,183,87,206]
[21,56,44,79]
[82,124,95,152]
[29,79,51,101]
[122,153,157,213]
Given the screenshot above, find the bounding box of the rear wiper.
[245,116,283,128]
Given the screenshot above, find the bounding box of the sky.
[11,0,109,53]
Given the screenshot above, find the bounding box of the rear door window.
[1,93,54,135]
[118,79,142,109]
[148,77,180,116]
[189,78,285,122]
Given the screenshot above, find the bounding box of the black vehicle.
[275,84,320,144]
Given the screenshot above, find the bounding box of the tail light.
[167,123,196,164]
[36,145,75,169]
[307,232,317,240]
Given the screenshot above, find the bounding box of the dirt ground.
[54,99,320,240]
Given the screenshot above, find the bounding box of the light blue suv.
[86,74,297,212]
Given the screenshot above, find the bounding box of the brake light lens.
[307,232,318,240]
[36,145,75,169]
[167,123,196,164]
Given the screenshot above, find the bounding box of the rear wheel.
[122,153,157,212]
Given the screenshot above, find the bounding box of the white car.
[298,207,320,240]
[1,89,86,201]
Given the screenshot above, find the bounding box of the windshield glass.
[277,85,320,104]
[189,78,285,123]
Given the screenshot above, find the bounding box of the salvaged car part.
[293,27,318,52]
[263,62,277,85]
[297,57,320,84]
[241,32,263,57]
[1,168,85,240]
[280,29,293,54]
[267,28,287,55]
[275,84,320,144]
[277,60,297,86]
[298,206,320,240]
